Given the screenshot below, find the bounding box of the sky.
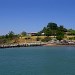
[0,0,75,35]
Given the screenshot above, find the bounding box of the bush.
[36,37,41,41]
[41,36,51,42]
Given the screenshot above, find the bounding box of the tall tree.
[21,31,27,36]
[44,28,52,36]
[58,25,67,32]
[47,22,58,30]
[56,31,64,40]
[8,31,15,39]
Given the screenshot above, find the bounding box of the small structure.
[27,33,37,36]
[41,33,45,35]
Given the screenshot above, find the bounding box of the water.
[0,46,75,75]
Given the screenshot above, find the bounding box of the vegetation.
[21,31,27,36]
[67,29,75,35]
[37,22,67,40]
[0,31,19,44]
[56,31,64,40]
[36,37,41,41]
[41,36,51,42]
[0,22,75,44]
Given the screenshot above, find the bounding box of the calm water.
[0,46,75,75]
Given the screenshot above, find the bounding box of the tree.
[47,22,58,36]
[67,29,75,35]
[5,34,9,39]
[56,31,64,40]
[42,27,47,32]
[44,28,52,36]
[37,22,58,36]
[8,31,15,39]
[41,36,51,42]
[37,31,42,36]
[58,25,67,32]
[21,31,27,36]
[47,22,58,30]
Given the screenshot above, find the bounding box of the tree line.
[0,22,75,44]
[37,22,67,40]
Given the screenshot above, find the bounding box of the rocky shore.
[0,40,75,48]
[0,42,45,48]
[0,41,75,48]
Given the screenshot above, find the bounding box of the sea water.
[0,46,75,75]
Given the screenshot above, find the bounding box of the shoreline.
[0,43,75,48]
[43,43,75,47]
[0,43,44,48]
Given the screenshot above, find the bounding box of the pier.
[0,42,45,48]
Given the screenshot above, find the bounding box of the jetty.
[0,42,45,48]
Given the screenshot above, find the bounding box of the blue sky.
[0,0,75,35]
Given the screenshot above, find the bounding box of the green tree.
[47,22,58,30]
[38,22,58,36]
[46,22,58,36]
[58,25,67,32]
[8,31,15,39]
[67,29,75,35]
[5,34,9,39]
[44,28,52,36]
[41,36,51,42]
[56,31,64,40]
[42,27,47,33]
[21,31,27,36]
[37,32,42,36]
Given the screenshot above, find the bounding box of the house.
[27,33,37,36]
